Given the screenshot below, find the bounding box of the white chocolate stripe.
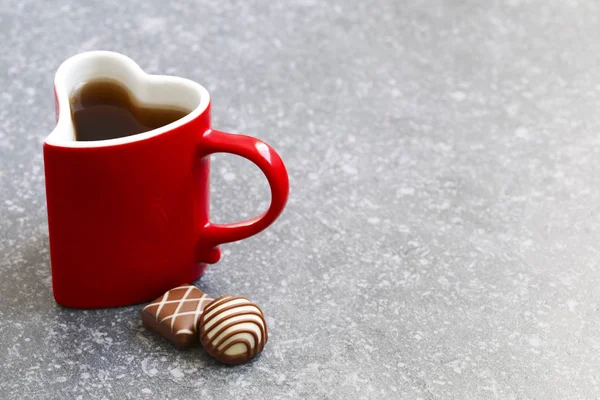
[142,285,197,316]
[203,297,250,321]
[203,295,234,316]
[159,299,213,324]
[171,286,194,330]
[194,294,210,328]
[206,314,264,341]
[160,310,204,323]
[144,297,207,309]
[219,331,257,353]
[204,305,262,330]
[153,290,170,322]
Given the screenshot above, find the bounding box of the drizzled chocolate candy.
[141,285,213,349]
[199,295,268,365]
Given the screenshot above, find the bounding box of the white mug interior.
[45,51,210,148]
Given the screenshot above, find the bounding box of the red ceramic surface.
[44,52,289,308]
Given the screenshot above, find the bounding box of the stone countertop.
[1,0,599,398]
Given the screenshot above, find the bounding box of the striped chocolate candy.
[199,295,267,365]
[141,285,213,349]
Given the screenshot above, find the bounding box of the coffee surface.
[70,79,189,141]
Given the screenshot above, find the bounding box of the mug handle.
[197,129,289,263]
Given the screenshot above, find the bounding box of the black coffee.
[70,79,189,141]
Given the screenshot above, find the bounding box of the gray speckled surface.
[1,0,600,398]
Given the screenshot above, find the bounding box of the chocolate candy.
[141,285,213,349]
[199,295,268,365]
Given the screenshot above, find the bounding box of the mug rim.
[45,51,211,149]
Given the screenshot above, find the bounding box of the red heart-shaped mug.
[44,51,289,308]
